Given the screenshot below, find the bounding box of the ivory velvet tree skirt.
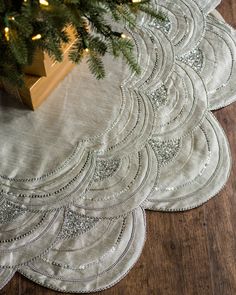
[0,0,236,293]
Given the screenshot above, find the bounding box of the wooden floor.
[1,1,236,294]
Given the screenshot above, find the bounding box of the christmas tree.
[0,0,163,87]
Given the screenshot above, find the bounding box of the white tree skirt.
[0,0,235,292]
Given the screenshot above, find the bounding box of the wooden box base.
[0,27,76,110]
[1,59,75,110]
[20,58,74,110]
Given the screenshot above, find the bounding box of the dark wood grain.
[1,1,236,294]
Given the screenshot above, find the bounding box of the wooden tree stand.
[0,28,76,110]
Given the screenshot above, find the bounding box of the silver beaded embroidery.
[59,209,99,239]
[178,48,204,72]
[149,138,181,167]
[147,85,168,109]
[93,158,121,182]
[149,15,171,34]
[0,200,26,224]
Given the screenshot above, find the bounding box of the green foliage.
[87,52,105,79]
[0,0,163,86]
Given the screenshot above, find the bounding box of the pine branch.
[0,0,163,87]
[110,37,141,74]
[87,52,106,79]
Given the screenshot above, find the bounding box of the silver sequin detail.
[178,48,204,72]
[59,209,99,239]
[149,138,181,167]
[149,15,171,34]
[147,85,168,109]
[0,200,25,224]
[93,158,121,182]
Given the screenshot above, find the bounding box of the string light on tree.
[32,34,42,40]
[121,33,129,39]
[4,27,10,41]
[132,0,142,3]
[39,0,49,6]
[113,31,130,39]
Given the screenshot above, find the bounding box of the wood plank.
[209,2,236,294]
